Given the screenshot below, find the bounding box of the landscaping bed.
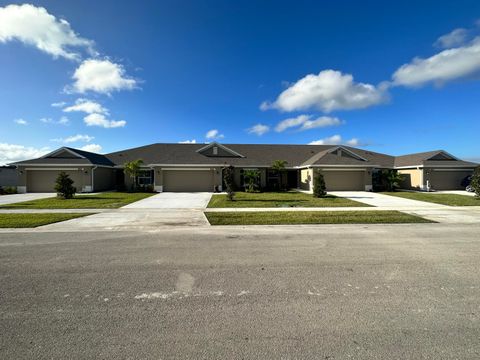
[0,213,92,228]
[382,192,480,206]
[0,192,155,209]
[208,191,368,208]
[205,210,432,225]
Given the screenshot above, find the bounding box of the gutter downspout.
[91,166,98,193]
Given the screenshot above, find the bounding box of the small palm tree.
[124,159,144,191]
[271,160,287,190]
[243,169,260,192]
[471,166,480,197]
[383,169,404,192]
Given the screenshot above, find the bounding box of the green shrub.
[313,172,327,198]
[471,166,480,197]
[0,186,17,195]
[54,171,76,199]
[243,169,260,193]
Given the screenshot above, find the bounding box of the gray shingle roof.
[395,150,477,167]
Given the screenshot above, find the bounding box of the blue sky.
[1,0,480,164]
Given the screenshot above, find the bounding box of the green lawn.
[0,213,92,228]
[0,192,155,209]
[208,191,368,208]
[205,210,432,225]
[382,192,480,206]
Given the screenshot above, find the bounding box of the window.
[136,170,153,185]
[213,146,218,155]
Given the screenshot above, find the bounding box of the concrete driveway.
[0,193,54,205]
[329,191,446,208]
[123,192,213,209]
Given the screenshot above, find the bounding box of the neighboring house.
[9,143,478,193]
[0,165,19,188]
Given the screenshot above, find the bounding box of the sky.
[1,0,480,165]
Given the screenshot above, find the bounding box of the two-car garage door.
[26,170,85,192]
[162,170,213,192]
[321,170,365,191]
[430,170,472,190]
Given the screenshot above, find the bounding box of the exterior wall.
[300,168,312,191]
[398,168,424,189]
[0,167,19,187]
[93,167,115,191]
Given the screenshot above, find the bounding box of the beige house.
[8,143,477,193]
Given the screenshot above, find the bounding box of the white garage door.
[163,170,213,192]
[27,170,85,192]
[322,170,365,191]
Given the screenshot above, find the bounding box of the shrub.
[0,186,17,195]
[382,169,404,192]
[54,171,76,199]
[243,169,260,193]
[223,165,235,201]
[471,166,480,197]
[313,172,327,198]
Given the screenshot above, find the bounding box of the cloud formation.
[275,114,343,132]
[393,37,480,87]
[40,116,70,125]
[14,118,28,125]
[247,123,270,136]
[179,139,197,144]
[0,143,50,165]
[308,135,361,146]
[63,98,108,114]
[70,59,138,94]
[435,28,469,48]
[80,143,102,153]
[52,134,94,143]
[262,70,387,113]
[84,113,126,128]
[0,4,93,60]
[206,129,224,140]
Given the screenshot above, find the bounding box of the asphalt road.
[1,224,480,359]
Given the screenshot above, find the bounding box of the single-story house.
[8,142,478,193]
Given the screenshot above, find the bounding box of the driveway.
[123,192,213,209]
[0,193,54,205]
[328,191,446,208]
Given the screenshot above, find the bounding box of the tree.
[243,169,260,193]
[54,171,76,199]
[124,159,144,191]
[271,160,288,190]
[313,171,327,198]
[382,169,404,192]
[471,166,480,197]
[223,165,235,201]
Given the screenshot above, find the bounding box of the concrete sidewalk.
[122,192,213,209]
[328,191,448,208]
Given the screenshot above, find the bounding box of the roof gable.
[302,146,368,166]
[196,142,245,158]
[42,147,85,159]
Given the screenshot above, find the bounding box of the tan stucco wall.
[398,168,423,189]
[300,168,312,191]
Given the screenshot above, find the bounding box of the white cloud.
[308,135,361,146]
[392,37,480,87]
[206,129,224,140]
[51,101,67,108]
[51,134,94,143]
[63,98,108,114]
[14,118,28,125]
[275,114,343,132]
[40,116,69,125]
[84,113,126,128]
[80,143,102,153]
[261,70,387,113]
[247,123,270,136]
[435,28,468,48]
[70,59,137,94]
[0,4,93,60]
[0,143,50,165]
[179,139,197,144]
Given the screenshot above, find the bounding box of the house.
[8,142,478,193]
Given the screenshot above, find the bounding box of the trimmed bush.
[313,172,327,198]
[471,166,480,197]
[223,165,235,201]
[54,171,76,199]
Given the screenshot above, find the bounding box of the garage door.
[322,170,365,191]
[27,170,85,192]
[430,170,472,190]
[163,170,213,192]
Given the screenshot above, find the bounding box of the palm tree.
[124,159,144,191]
[271,160,288,190]
[383,169,404,191]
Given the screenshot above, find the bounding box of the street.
[1,224,480,359]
